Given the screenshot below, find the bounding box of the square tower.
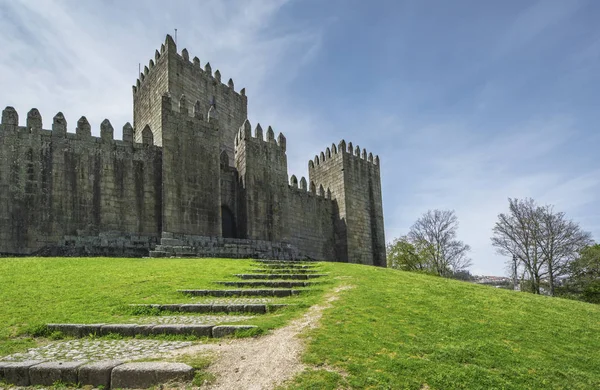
[132,34,247,163]
[309,141,386,266]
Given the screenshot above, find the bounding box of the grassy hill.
[1,258,599,389]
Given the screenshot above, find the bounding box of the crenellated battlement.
[288,174,332,200]
[308,139,380,170]
[132,35,244,99]
[160,92,221,129]
[234,119,286,152]
[0,106,161,150]
[0,106,163,255]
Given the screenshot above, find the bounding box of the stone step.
[129,303,287,314]
[255,260,315,265]
[112,362,194,389]
[179,289,303,297]
[160,238,184,246]
[255,264,317,269]
[0,360,194,388]
[217,281,314,288]
[249,268,321,274]
[151,245,197,256]
[235,273,327,280]
[45,323,256,338]
[162,231,175,239]
[148,250,168,258]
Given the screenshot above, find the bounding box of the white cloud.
[0,0,322,139]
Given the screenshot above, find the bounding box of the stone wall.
[342,146,385,266]
[234,121,289,241]
[160,94,221,236]
[309,141,385,266]
[35,231,158,257]
[0,107,162,255]
[132,41,169,146]
[286,182,336,261]
[307,143,348,262]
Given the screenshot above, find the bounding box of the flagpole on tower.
[174,29,178,45]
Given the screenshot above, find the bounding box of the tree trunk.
[548,262,555,296]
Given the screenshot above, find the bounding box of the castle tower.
[132,34,247,164]
[309,141,386,266]
[234,121,289,241]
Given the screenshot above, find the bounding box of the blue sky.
[1,0,599,275]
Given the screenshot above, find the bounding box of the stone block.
[210,304,229,313]
[29,361,85,386]
[243,304,267,314]
[272,289,293,297]
[179,304,212,313]
[100,324,137,337]
[161,238,183,246]
[111,362,194,389]
[226,304,247,313]
[47,324,104,338]
[78,360,122,388]
[212,325,257,338]
[182,325,213,337]
[150,324,212,337]
[0,360,45,386]
[159,304,183,312]
[133,324,156,336]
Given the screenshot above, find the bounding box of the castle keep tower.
[0,34,386,265]
[133,35,247,162]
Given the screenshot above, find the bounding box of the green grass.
[286,263,600,390]
[2,258,599,389]
[0,257,330,356]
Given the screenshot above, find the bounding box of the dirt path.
[170,285,351,390]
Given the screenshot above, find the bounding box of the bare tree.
[537,205,593,295]
[408,210,472,277]
[491,198,592,295]
[492,198,545,294]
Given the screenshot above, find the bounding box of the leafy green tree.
[386,236,431,272]
[387,210,472,278]
[562,244,600,303]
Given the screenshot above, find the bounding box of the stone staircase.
[0,258,327,388]
[148,232,301,260]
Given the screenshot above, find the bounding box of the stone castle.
[0,35,386,266]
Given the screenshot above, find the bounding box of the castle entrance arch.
[221,205,236,238]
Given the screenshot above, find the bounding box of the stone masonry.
[0,34,386,266]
